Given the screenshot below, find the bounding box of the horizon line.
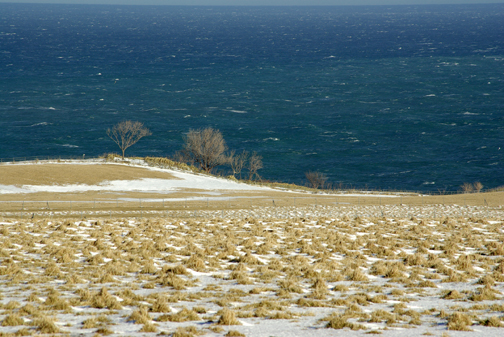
[1,1,504,6]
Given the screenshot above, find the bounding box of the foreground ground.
[1,161,504,336]
[1,213,504,337]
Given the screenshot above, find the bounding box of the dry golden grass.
[1,314,24,327]
[1,162,504,215]
[217,309,241,325]
[0,163,177,186]
[2,203,504,336]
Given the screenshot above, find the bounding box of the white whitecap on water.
[30,122,49,127]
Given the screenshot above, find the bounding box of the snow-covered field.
[0,161,271,195]
[1,161,504,336]
[1,213,504,337]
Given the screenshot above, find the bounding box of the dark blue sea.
[1,3,503,192]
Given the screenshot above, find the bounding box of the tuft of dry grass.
[185,255,206,271]
[447,312,473,331]
[218,309,241,325]
[442,290,463,300]
[95,327,114,335]
[225,330,246,337]
[155,307,200,322]
[33,316,61,334]
[82,317,98,329]
[347,268,369,282]
[480,316,503,327]
[127,307,152,324]
[151,296,171,313]
[171,325,203,337]
[325,314,365,330]
[139,322,157,333]
[469,286,500,301]
[2,314,24,327]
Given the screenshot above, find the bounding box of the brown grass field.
[0,162,503,219]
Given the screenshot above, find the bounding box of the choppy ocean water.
[1,3,503,192]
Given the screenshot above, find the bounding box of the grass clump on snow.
[447,312,473,331]
[324,314,366,330]
[217,309,241,325]
[171,326,203,337]
[1,314,24,326]
[32,316,61,334]
[225,330,246,337]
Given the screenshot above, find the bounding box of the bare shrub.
[473,181,483,192]
[107,120,151,159]
[229,150,248,179]
[183,127,228,173]
[248,152,263,181]
[305,171,327,189]
[460,182,474,193]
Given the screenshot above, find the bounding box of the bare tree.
[248,152,263,181]
[107,120,151,159]
[183,127,228,173]
[473,181,483,193]
[305,171,327,189]
[461,182,474,194]
[229,150,249,179]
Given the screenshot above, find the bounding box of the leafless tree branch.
[248,152,263,181]
[182,127,228,173]
[229,150,249,179]
[305,171,327,189]
[106,120,151,159]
